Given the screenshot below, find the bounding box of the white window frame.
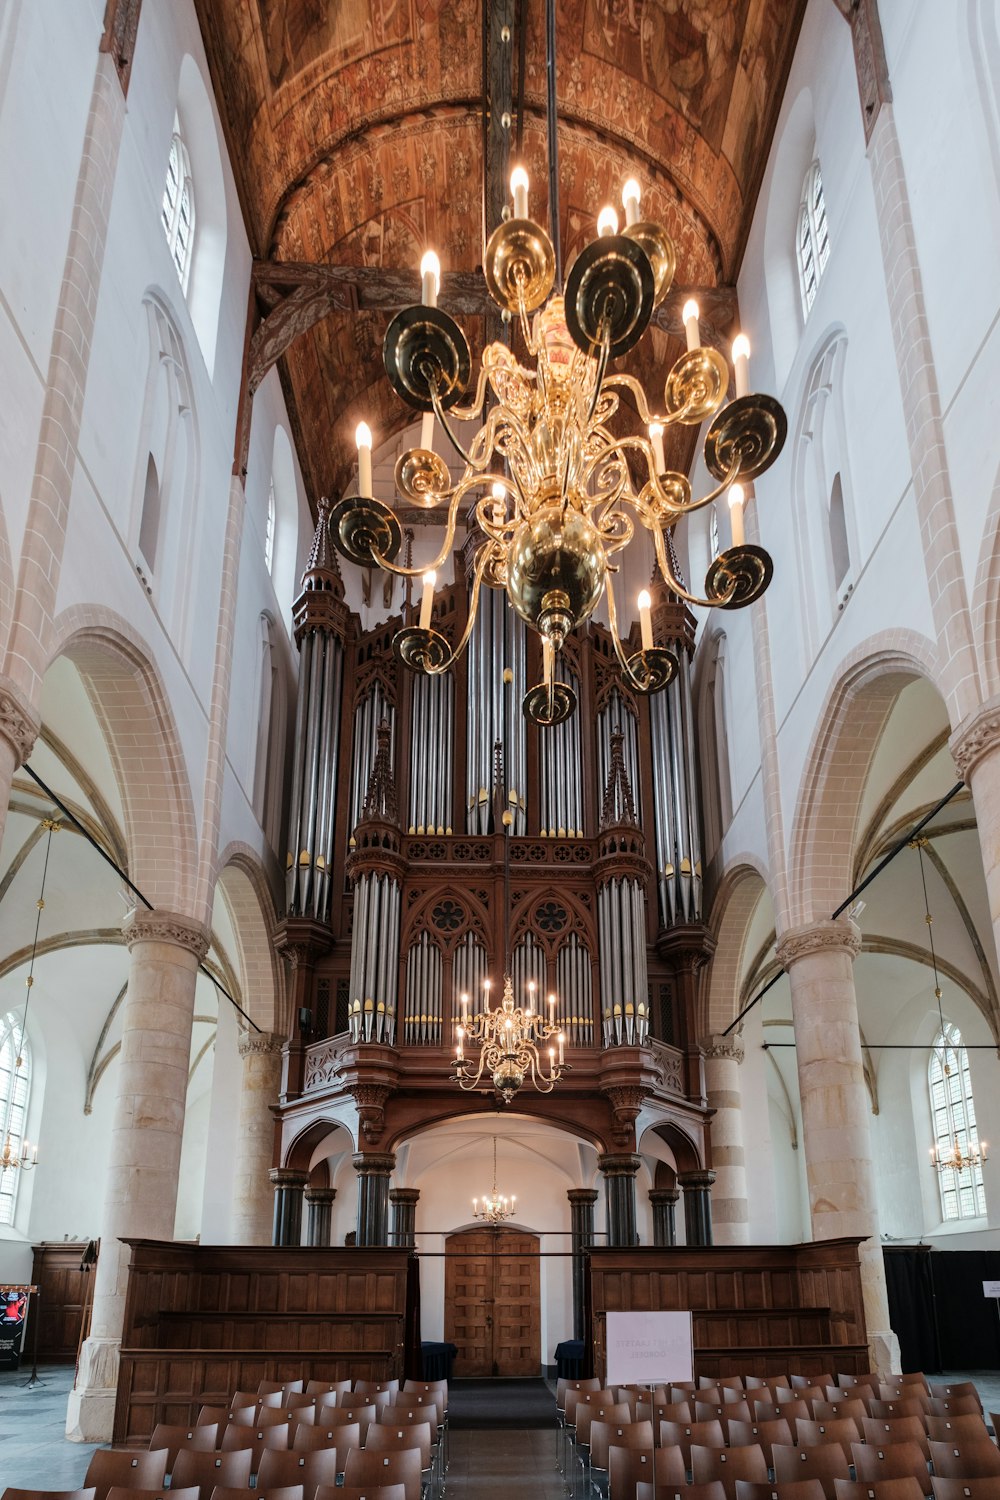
[0,1012,30,1227]
[929,1020,987,1223]
[797,160,830,318]
[161,123,196,293]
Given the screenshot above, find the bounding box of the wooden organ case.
[274,507,717,1225]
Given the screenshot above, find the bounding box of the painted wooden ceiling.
[195,0,807,503]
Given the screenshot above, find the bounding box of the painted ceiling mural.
[195,0,806,500]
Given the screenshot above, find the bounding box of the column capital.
[597,1152,641,1178]
[648,1187,680,1206]
[352,1151,396,1178]
[0,679,40,766]
[776,918,861,969]
[950,697,1000,779]
[389,1187,420,1204]
[701,1032,745,1064]
[567,1188,599,1206]
[269,1167,308,1189]
[239,1029,285,1058]
[678,1169,716,1191]
[304,1186,337,1205]
[123,909,210,959]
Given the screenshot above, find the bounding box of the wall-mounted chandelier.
[455,974,565,1103]
[473,1137,517,1225]
[0,1136,37,1173]
[332,167,787,728]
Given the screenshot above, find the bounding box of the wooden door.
[444,1227,540,1377]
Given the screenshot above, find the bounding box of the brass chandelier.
[332,166,787,727]
[455,973,565,1103]
[472,1136,517,1225]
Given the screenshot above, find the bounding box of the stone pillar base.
[65,1334,120,1441]
[869,1327,902,1376]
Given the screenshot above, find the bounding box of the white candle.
[637,589,653,651]
[543,636,554,686]
[557,1032,565,1066]
[732,333,751,398]
[622,178,641,228]
[648,422,665,473]
[491,480,506,525]
[355,422,373,498]
[483,978,491,1011]
[683,298,700,352]
[511,166,529,220]
[456,1026,464,1062]
[461,991,469,1017]
[728,483,745,549]
[597,205,619,238]
[420,410,435,452]
[420,250,440,309]
[419,569,436,630]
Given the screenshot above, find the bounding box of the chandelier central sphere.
[331,170,788,728]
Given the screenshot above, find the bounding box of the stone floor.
[2,1365,1000,1494]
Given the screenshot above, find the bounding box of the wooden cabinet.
[445,1228,540,1377]
[30,1241,94,1363]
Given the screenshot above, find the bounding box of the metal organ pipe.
[285,632,311,911]
[540,667,582,835]
[466,588,526,832]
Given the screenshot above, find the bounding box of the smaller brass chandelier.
[0,1135,37,1173]
[454,975,566,1103]
[930,1133,989,1174]
[473,1137,516,1224]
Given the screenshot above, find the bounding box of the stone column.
[776,919,899,1372]
[701,1033,749,1245]
[305,1187,337,1247]
[66,910,208,1442]
[390,1187,420,1248]
[598,1154,640,1247]
[354,1153,395,1246]
[648,1188,679,1247]
[0,687,39,852]
[231,1031,284,1244]
[678,1170,716,1246]
[567,1188,598,1339]
[270,1168,307,1246]
[952,707,1000,982]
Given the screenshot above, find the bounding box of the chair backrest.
[256,1446,342,1493]
[928,1382,982,1407]
[733,1482,827,1500]
[813,1399,866,1426]
[589,1421,633,1472]
[1,1492,98,1500]
[796,1417,864,1461]
[224,1406,260,1429]
[926,1414,989,1443]
[773,1440,850,1499]
[867,1399,928,1421]
[324,1488,407,1500]
[355,1379,400,1396]
[221,1420,291,1472]
[836,1373,879,1392]
[696,1399,752,1426]
[792,1374,833,1392]
[928,1437,1000,1479]
[754,1399,810,1425]
[305,1379,352,1397]
[926,1396,982,1418]
[658,1418,725,1464]
[84,1450,169,1500]
[636,1482,726,1500]
[365,1421,433,1469]
[378,1405,439,1438]
[649,1400,693,1424]
[343,1445,422,1500]
[293,1421,360,1454]
[727,1417,793,1465]
[258,1380,285,1395]
[208,1488,304,1500]
[401,1379,446,1396]
[929,1479,1000,1499]
[861,1415,930,1459]
[577,1401,631,1444]
[259,1391,286,1408]
[169,1448,253,1500]
[105,1490,200,1500]
[777,1386,824,1405]
[608,1445,686,1500]
[691,1442,768,1498]
[196,1405,230,1429]
[832,1480,927,1500]
[851,1440,933,1491]
[602,1420,654,1456]
[232,1392,261,1412]
[149,1422,217,1470]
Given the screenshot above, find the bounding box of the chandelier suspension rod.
[723,777,967,1038]
[515,0,527,158]
[545,0,562,290]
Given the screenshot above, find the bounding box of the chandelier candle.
[597,205,619,237]
[419,570,436,630]
[728,483,746,549]
[622,178,641,227]
[732,333,751,399]
[355,422,373,498]
[511,166,529,221]
[649,422,666,473]
[683,297,700,352]
[419,252,441,450]
[637,590,654,651]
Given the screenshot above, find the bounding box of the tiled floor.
[2,1364,999,1494]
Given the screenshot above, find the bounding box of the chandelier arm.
[371,491,463,578]
[430,381,478,467]
[602,372,659,428]
[418,537,497,673]
[445,364,492,424]
[679,456,744,514]
[603,568,646,680]
[652,522,738,608]
[585,321,613,428]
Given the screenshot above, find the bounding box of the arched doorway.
[444,1227,540,1377]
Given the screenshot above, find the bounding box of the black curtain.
[403,1252,422,1381]
[582,1249,594,1379]
[884,1246,1000,1371]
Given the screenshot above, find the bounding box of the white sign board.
[605,1310,694,1386]
[982,1280,1000,1299]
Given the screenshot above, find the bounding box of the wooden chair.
[659,1418,725,1468]
[697,1399,752,1426]
[105,1490,199,1500]
[927,1438,1000,1480]
[850,1441,932,1495]
[608,1444,686,1500]
[734,1483,828,1500]
[773,1441,851,1500]
[837,1374,880,1392]
[231,1391,262,1412]
[342,1445,422,1500]
[642,1400,692,1426]
[0,1492,98,1500]
[778,1387,825,1406]
[833,1481,928,1500]
[335,1404,377,1442]
[867,1400,928,1422]
[220,1420,291,1475]
[326,1488,407,1500]
[256,1448,342,1494]
[293,1421,360,1454]
[727,1416,794,1467]
[796,1416,866,1462]
[366,1419,434,1472]
[207,1488,304,1500]
[636,1482,725,1500]
[261,1392,315,1413]
[583,1420,635,1498]
[813,1399,867,1427]
[861,1415,930,1460]
[926,1398,982,1419]
[306,1379,352,1398]
[792,1375,834,1392]
[926,1415,989,1443]
[754,1400,811,1426]
[691,1442,769,1500]
[168,1450,253,1500]
[83,1451,168,1500]
[928,1383,982,1409]
[930,1480,1000,1499]
[355,1379,400,1396]
[148,1423,217,1472]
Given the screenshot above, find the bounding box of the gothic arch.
[703,859,770,1035]
[47,605,199,914]
[216,843,287,1035]
[970,451,1000,695]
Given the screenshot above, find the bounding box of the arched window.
[797,161,830,318]
[161,122,195,291]
[0,1012,30,1227]
[265,478,276,575]
[929,1020,986,1222]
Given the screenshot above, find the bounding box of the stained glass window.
[161,124,195,290]
[797,161,830,317]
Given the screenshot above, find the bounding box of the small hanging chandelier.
[473,1137,517,1225]
[0,1136,37,1173]
[930,1133,989,1174]
[1,817,58,1177]
[455,975,565,1103]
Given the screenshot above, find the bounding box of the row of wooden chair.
[1,1487,410,1500]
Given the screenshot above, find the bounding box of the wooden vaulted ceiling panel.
[195,0,807,502]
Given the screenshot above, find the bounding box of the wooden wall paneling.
[30,1242,93,1362]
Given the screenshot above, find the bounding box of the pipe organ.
[282,517,708,1116]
